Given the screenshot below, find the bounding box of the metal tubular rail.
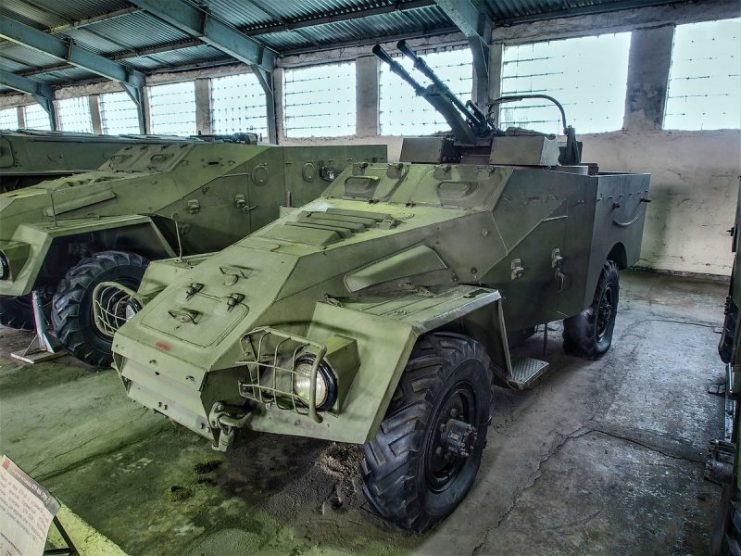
[239,327,328,423]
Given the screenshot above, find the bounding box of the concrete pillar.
[356,55,379,137]
[89,95,102,134]
[488,42,504,126]
[623,25,675,131]
[274,67,286,143]
[16,106,25,129]
[195,78,212,135]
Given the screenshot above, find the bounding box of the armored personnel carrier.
[0,129,206,192]
[105,42,650,531]
[0,139,386,365]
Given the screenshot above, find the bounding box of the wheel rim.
[424,382,477,493]
[596,285,614,340]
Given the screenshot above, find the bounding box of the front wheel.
[563,260,620,358]
[361,332,492,532]
[52,251,149,367]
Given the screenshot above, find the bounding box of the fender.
[0,215,174,297]
[118,284,501,446]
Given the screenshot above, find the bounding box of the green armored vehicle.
[105,43,650,531]
[0,129,205,192]
[0,138,386,365]
[709,185,741,553]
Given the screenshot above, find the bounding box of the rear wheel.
[52,251,148,367]
[0,291,53,331]
[361,332,492,532]
[563,260,620,358]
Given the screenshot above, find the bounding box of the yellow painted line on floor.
[47,502,128,556]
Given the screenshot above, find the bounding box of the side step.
[506,357,550,390]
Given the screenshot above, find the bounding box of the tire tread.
[562,259,620,359]
[361,332,492,532]
[52,250,148,367]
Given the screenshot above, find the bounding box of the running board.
[506,357,550,390]
[495,301,551,390]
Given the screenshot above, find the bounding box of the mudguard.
[0,216,174,297]
[117,284,500,445]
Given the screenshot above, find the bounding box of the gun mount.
[373,41,582,166]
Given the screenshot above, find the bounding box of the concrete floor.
[0,270,728,555]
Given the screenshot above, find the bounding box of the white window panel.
[380,48,473,136]
[148,81,197,136]
[0,107,18,129]
[665,18,741,130]
[211,73,268,139]
[284,62,356,138]
[23,104,51,130]
[501,33,631,135]
[100,91,141,135]
[57,97,93,133]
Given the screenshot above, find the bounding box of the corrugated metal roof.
[0,44,61,68]
[259,4,453,51]
[62,11,192,54]
[0,0,689,94]
[197,0,275,29]
[0,0,65,28]
[259,30,311,51]
[21,0,129,25]
[34,66,98,83]
[481,0,672,21]
[139,44,226,67]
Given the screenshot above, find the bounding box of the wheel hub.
[425,385,477,492]
[441,418,478,457]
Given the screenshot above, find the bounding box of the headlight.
[0,252,8,280]
[293,356,337,411]
[125,298,142,320]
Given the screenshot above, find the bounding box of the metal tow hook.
[208,402,253,452]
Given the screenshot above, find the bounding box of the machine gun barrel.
[396,40,486,129]
[373,44,479,144]
[371,44,426,96]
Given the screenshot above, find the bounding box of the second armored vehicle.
[0,139,386,365]
[105,43,650,531]
[0,129,204,192]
